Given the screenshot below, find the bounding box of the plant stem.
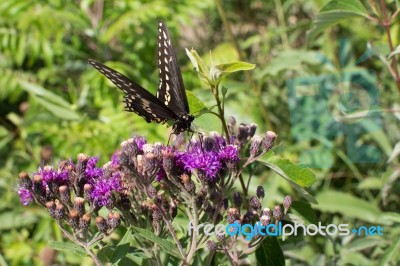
[212,84,230,141]
[186,199,199,264]
[380,0,400,91]
[58,225,102,266]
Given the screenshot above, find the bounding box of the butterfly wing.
[88,59,178,123]
[156,21,190,116]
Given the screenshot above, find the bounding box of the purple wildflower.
[91,173,122,207]
[219,145,239,163]
[134,136,147,152]
[180,150,222,181]
[155,168,166,182]
[85,157,103,180]
[18,188,33,206]
[40,166,69,186]
[111,151,120,167]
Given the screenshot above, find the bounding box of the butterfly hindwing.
[156,21,190,116]
[88,59,178,123]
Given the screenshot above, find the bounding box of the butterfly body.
[89,21,193,134]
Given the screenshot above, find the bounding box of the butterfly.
[88,21,194,134]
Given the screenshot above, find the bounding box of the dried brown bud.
[79,214,91,231]
[107,212,121,230]
[19,171,32,189]
[96,216,108,233]
[68,210,79,230]
[59,185,71,205]
[73,197,85,217]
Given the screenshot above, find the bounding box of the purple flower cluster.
[178,135,239,181]
[92,172,122,207]
[17,155,122,208]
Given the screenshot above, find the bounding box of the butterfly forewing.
[88,59,178,123]
[156,21,190,116]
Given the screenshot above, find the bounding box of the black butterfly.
[88,21,194,133]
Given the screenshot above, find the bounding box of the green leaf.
[47,241,86,256]
[308,0,369,40]
[34,96,80,120]
[186,90,206,115]
[388,141,400,163]
[132,226,183,259]
[380,236,400,265]
[111,228,132,264]
[185,48,210,84]
[211,61,255,83]
[19,80,80,120]
[291,201,318,224]
[388,45,400,59]
[314,190,383,224]
[258,152,316,187]
[19,80,71,108]
[258,154,317,204]
[255,237,285,266]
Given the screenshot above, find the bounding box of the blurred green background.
[1,0,399,265]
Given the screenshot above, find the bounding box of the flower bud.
[152,209,163,222]
[248,123,257,137]
[237,124,248,142]
[77,153,90,163]
[83,184,93,202]
[46,201,56,219]
[33,174,44,198]
[117,192,131,211]
[273,205,283,221]
[256,186,265,199]
[207,240,217,251]
[221,198,229,211]
[262,208,271,218]
[136,155,144,173]
[147,185,157,198]
[283,195,292,214]
[96,216,108,233]
[153,142,164,160]
[142,144,154,154]
[250,196,261,210]
[242,211,254,224]
[73,197,85,217]
[19,171,32,189]
[216,233,225,242]
[79,214,91,231]
[107,212,121,230]
[260,215,270,226]
[204,136,216,151]
[250,135,264,157]
[233,192,242,208]
[54,201,65,220]
[263,131,277,151]
[143,153,158,176]
[68,210,79,230]
[162,147,175,174]
[59,185,71,205]
[227,208,239,224]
